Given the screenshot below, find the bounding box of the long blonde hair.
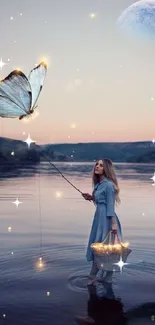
[92,158,121,206]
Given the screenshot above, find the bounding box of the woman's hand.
[81,193,92,201]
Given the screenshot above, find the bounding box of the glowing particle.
[0,58,7,70]
[70,123,76,129]
[11,151,14,156]
[68,136,71,139]
[47,292,50,296]
[24,134,36,148]
[151,97,154,101]
[89,13,96,19]
[10,16,13,20]
[11,252,14,255]
[55,191,63,199]
[114,256,129,273]
[152,138,155,144]
[8,226,12,232]
[20,13,23,16]
[12,198,22,207]
[150,172,155,183]
[3,314,6,318]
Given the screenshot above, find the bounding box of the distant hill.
[0,137,155,170]
[0,137,70,171]
[42,141,155,162]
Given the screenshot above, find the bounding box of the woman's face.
[94,160,104,176]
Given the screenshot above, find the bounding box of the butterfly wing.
[0,96,27,118]
[28,61,47,110]
[0,70,32,118]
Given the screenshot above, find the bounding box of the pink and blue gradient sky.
[0,0,155,145]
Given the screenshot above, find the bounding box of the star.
[2,314,6,319]
[0,58,7,70]
[150,172,155,183]
[114,255,129,273]
[11,151,15,156]
[12,198,22,207]
[24,134,36,148]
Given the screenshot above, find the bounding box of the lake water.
[0,162,155,325]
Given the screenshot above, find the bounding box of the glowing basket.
[91,230,132,272]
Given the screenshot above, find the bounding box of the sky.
[0,0,155,144]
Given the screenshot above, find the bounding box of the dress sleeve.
[106,182,115,217]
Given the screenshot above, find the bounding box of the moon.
[117,0,155,40]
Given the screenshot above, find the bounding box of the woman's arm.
[106,182,117,230]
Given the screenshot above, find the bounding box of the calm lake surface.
[0,162,155,325]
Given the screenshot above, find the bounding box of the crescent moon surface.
[117,0,155,40]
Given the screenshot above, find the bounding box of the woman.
[82,158,123,285]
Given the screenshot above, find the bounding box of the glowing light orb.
[36,257,46,271]
[55,191,63,199]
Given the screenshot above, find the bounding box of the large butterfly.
[0,61,47,120]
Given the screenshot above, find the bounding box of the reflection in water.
[75,283,155,325]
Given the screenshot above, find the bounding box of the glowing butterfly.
[0,61,47,120]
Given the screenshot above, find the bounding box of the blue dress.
[86,177,123,262]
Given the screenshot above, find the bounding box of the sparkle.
[24,134,36,148]
[71,155,74,158]
[91,131,95,135]
[114,255,129,273]
[76,68,80,72]
[22,132,26,135]
[3,314,6,318]
[47,291,50,296]
[89,13,96,19]
[150,172,155,184]
[13,40,17,43]
[0,58,7,70]
[68,136,71,139]
[20,13,23,16]
[151,97,154,101]
[8,58,11,61]
[142,212,145,216]
[10,16,13,20]
[12,198,22,207]
[55,191,63,199]
[11,151,15,156]
[152,138,155,144]
[8,226,12,232]
[11,252,14,255]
